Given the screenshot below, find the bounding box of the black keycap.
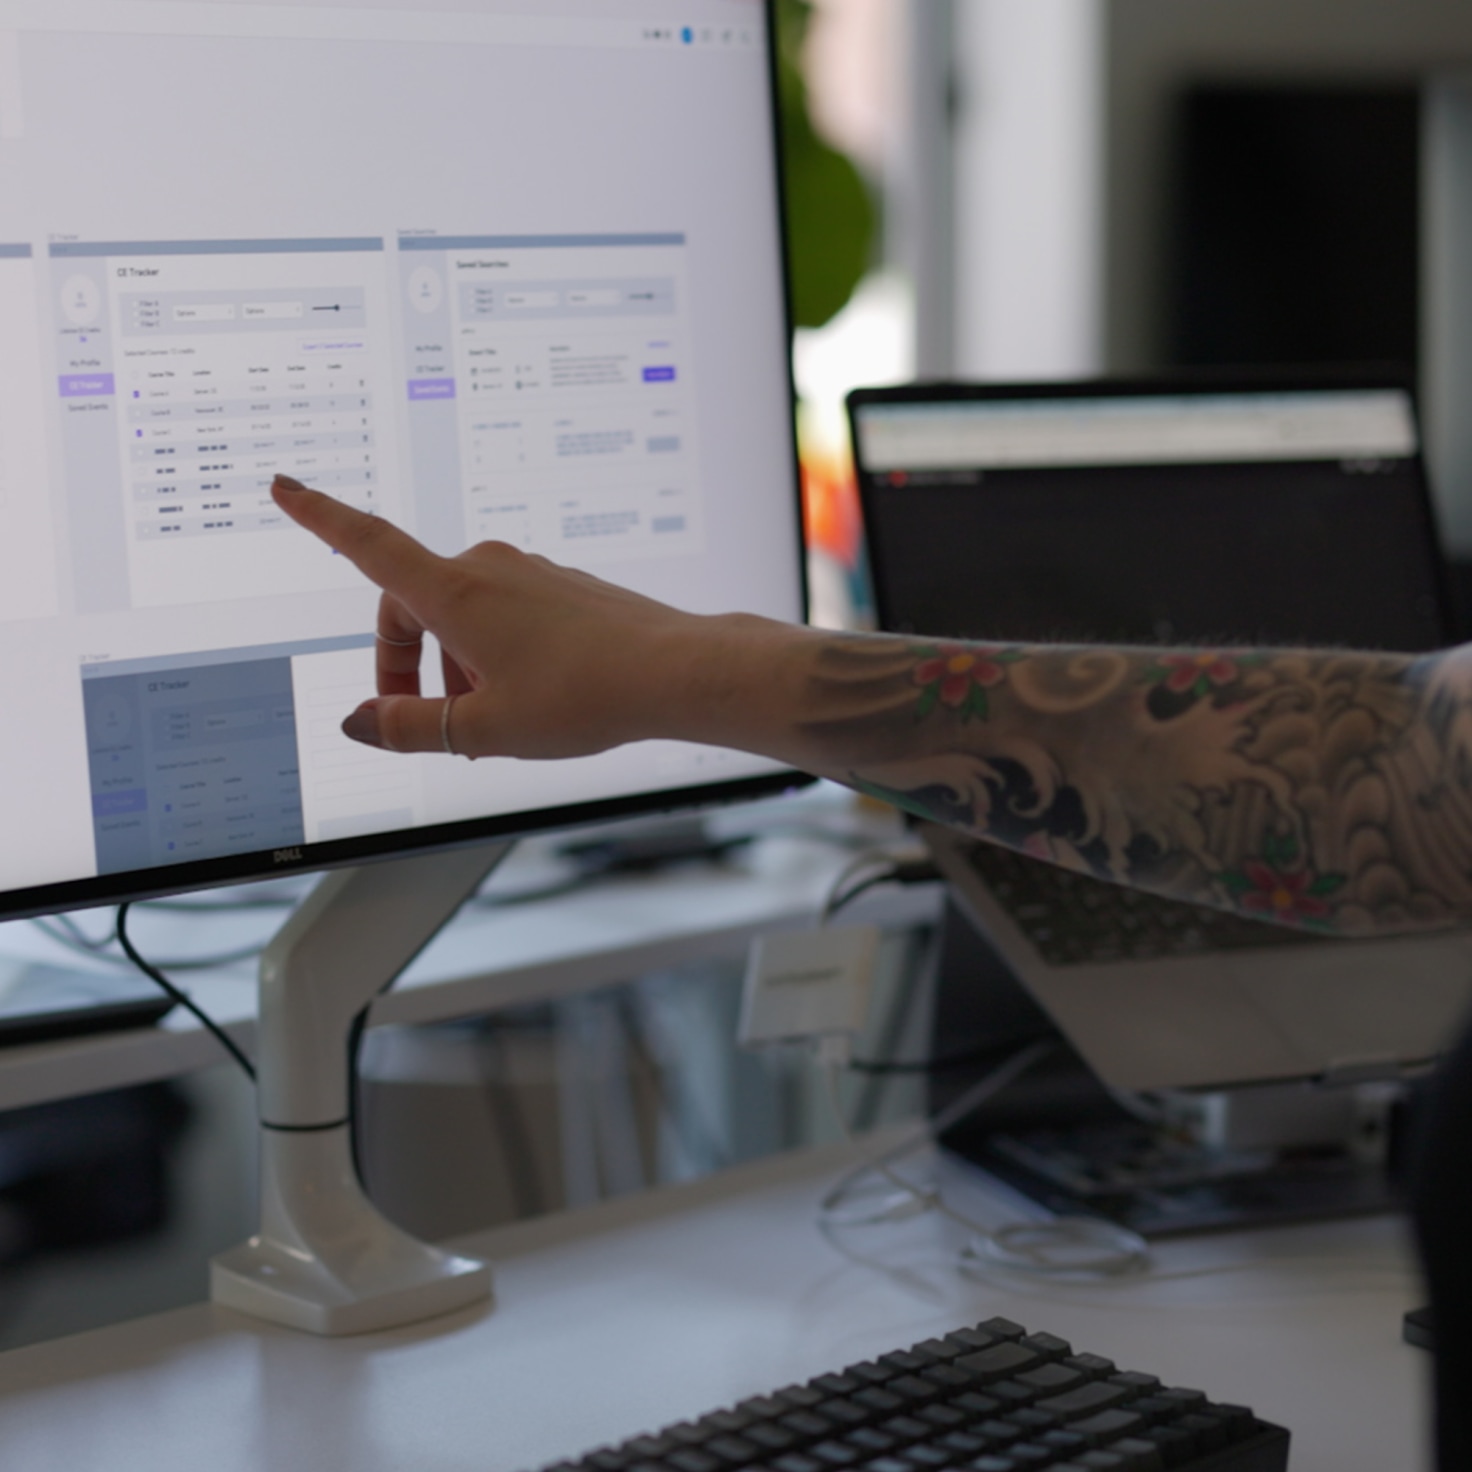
[880,1351,929,1375]
[737,1398,789,1421]
[1127,1399,1178,1427]
[1073,1454,1129,1471]
[1015,1365,1087,1396]
[914,1338,966,1362]
[772,1457,823,1472]
[977,1318,1027,1341]
[974,1420,1023,1446]
[704,1412,758,1436]
[859,1459,910,1472]
[843,1428,893,1455]
[1104,1441,1166,1472]
[920,1365,972,1391]
[942,1328,997,1353]
[1106,1373,1159,1395]
[626,1437,677,1459]
[1035,1382,1133,1422]
[969,1460,1017,1472]
[1020,1333,1071,1360]
[777,1388,826,1411]
[878,1417,930,1443]
[1040,1430,1088,1456]
[1068,1410,1147,1449]
[914,1405,966,1430]
[1139,1426,1196,1466]
[886,1376,942,1404]
[937,1432,989,1456]
[1209,1404,1257,1441]
[587,1451,630,1472]
[815,1401,869,1429]
[1005,1444,1052,1466]
[985,1382,1035,1409]
[807,1441,859,1466]
[771,1448,830,1472]
[667,1450,720,1472]
[669,1425,709,1446]
[952,1393,1002,1420]
[853,1390,904,1417]
[706,1437,761,1466]
[811,1375,861,1399]
[1063,1355,1115,1379]
[900,1443,950,1467]
[1004,1409,1060,1436]
[1175,1413,1227,1453]
[745,1425,798,1454]
[1158,1389,1206,1412]
[842,1362,894,1386]
[956,1345,1041,1383]
[778,1412,832,1440]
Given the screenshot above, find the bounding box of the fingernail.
[342,705,385,748]
[273,474,309,494]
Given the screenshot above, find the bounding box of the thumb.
[342,695,461,755]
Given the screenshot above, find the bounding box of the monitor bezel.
[847,365,1460,657]
[1,0,813,926]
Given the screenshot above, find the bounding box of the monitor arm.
[211,841,513,1335]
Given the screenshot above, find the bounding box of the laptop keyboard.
[536,1315,1290,1472]
[962,845,1327,967]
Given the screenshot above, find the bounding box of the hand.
[271,476,721,759]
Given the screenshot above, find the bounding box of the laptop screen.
[850,385,1452,652]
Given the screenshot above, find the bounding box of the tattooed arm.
[271,477,1472,937]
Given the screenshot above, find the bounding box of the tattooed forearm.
[786,634,1472,937]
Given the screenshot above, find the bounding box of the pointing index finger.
[271,476,447,610]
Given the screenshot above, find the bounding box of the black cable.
[847,1044,1025,1076]
[115,903,256,1083]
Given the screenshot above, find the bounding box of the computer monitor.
[0,0,805,1333]
[0,0,806,928]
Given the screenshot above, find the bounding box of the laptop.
[847,373,1472,1095]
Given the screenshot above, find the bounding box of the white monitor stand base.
[211,842,513,1336]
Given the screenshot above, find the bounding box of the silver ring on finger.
[441,694,459,757]
[376,632,423,649]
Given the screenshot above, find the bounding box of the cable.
[817,1037,1151,1281]
[115,903,256,1083]
[819,848,939,925]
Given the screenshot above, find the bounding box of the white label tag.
[738,925,878,1047]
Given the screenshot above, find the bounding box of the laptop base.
[929,897,1405,1238]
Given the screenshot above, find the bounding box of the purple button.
[60,373,116,398]
[408,377,456,401]
[93,788,147,817]
[643,366,676,383]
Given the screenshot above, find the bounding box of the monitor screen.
[851,383,1451,654]
[0,0,805,921]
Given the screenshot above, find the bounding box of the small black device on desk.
[534,1314,1289,1472]
[0,960,172,1048]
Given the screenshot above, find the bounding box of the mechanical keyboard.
[536,1315,1290,1472]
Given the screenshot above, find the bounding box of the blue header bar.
[82,633,375,681]
[51,238,383,258]
[0,243,32,259]
[400,233,685,250]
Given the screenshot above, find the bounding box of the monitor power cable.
[116,902,256,1083]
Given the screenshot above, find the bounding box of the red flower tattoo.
[1147,651,1256,699]
[912,644,1021,721]
[1219,833,1346,928]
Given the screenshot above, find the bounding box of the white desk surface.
[0,790,940,1112]
[0,1139,1430,1472]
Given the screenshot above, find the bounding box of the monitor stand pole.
[211,841,514,1335]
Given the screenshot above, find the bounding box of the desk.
[0,789,940,1112]
[0,1139,1429,1472]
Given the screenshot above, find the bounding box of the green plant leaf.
[915,685,938,720]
